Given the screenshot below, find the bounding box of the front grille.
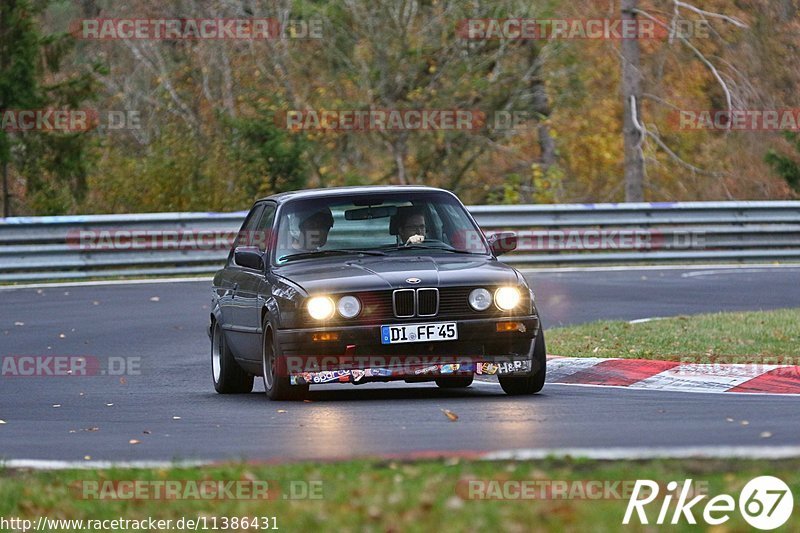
[438,287,473,315]
[417,288,439,316]
[316,286,529,324]
[393,289,415,317]
[393,288,439,318]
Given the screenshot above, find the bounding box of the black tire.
[498,329,546,396]
[435,375,474,388]
[211,321,254,394]
[261,321,309,401]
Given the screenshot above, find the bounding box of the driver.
[292,208,334,252]
[396,207,427,245]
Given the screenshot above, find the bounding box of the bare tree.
[620,0,749,201]
[621,0,645,201]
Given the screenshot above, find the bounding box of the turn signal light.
[496,321,526,333]
[312,332,340,342]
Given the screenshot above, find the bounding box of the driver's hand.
[405,234,425,245]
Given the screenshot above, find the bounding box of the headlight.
[307,296,335,320]
[495,287,521,311]
[468,288,492,311]
[337,295,361,318]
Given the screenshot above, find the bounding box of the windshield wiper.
[392,245,482,255]
[279,249,386,262]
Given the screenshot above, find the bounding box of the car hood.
[272,254,521,295]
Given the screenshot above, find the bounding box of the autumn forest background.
[1,0,799,216]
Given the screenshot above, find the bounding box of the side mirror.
[488,232,517,256]
[234,246,265,271]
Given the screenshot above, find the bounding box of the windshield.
[274,191,490,263]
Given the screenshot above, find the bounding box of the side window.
[230,204,264,262]
[254,203,276,252]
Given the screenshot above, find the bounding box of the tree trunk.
[2,161,9,217]
[621,0,645,202]
[530,76,556,204]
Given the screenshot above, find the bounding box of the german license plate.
[381,322,458,344]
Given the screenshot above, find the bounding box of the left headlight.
[307,296,336,320]
[337,295,361,318]
[494,286,521,311]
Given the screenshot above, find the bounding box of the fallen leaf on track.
[441,409,459,422]
[129,439,140,445]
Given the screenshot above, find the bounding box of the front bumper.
[275,315,540,383]
[277,315,538,354]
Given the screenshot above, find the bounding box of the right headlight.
[468,288,492,311]
[494,286,521,311]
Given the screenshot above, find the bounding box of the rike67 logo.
[623,476,794,530]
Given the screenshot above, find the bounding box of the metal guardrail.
[1,201,799,281]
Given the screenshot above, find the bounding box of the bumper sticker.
[289,361,529,385]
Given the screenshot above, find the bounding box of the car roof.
[258,185,452,204]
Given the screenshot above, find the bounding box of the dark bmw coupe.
[209,186,545,400]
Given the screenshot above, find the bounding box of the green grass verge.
[547,308,800,362]
[1,459,798,532]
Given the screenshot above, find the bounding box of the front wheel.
[498,329,546,396]
[211,321,254,394]
[262,322,309,401]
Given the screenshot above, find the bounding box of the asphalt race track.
[1,265,799,463]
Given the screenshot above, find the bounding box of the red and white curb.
[544,356,800,395]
